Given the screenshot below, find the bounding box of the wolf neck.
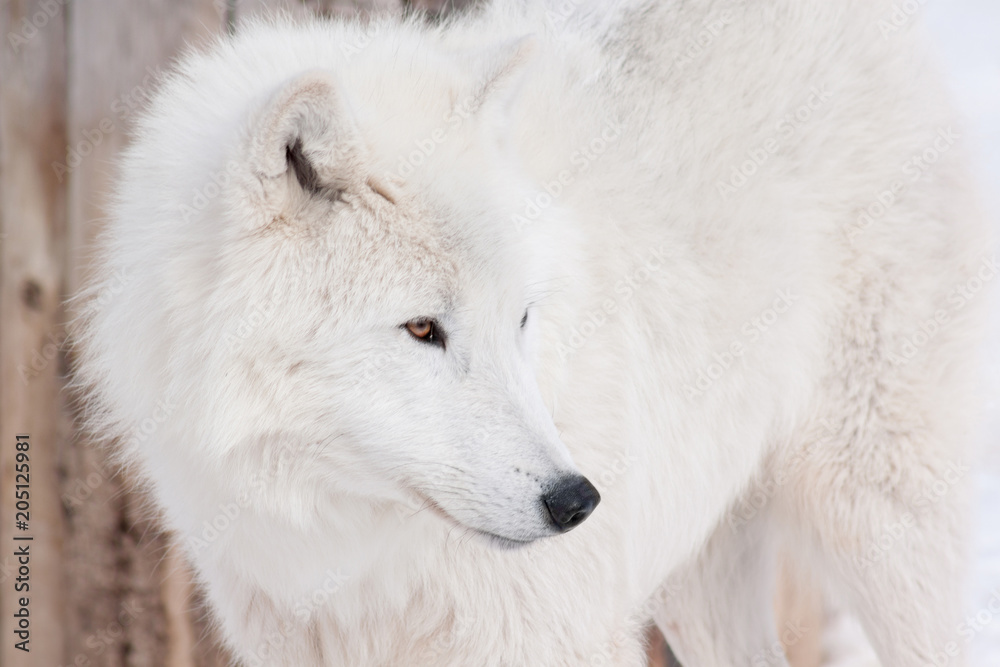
[203,495,472,661]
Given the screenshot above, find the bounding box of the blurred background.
[925,2,1000,666]
[0,1,996,665]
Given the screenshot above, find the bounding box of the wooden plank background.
[0,1,820,664]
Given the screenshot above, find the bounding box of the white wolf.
[75,0,992,665]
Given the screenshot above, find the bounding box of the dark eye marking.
[404,318,446,349]
[520,310,528,328]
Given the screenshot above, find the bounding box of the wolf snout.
[542,475,601,532]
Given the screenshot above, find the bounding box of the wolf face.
[212,46,599,548]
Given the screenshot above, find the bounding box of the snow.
[924,2,1000,664]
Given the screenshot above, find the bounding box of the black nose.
[542,475,601,531]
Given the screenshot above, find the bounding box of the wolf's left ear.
[244,70,362,217]
[465,35,539,118]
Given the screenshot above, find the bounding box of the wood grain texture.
[1,1,69,665]
[61,3,232,663]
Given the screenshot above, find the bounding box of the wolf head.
[81,26,599,554]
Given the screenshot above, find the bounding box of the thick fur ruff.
[74,1,992,665]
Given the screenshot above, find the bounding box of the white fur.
[74,1,993,665]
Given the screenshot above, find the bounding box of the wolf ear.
[464,35,538,118]
[246,71,361,215]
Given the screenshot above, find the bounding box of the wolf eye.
[404,319,445,348]
[520,310,528,328]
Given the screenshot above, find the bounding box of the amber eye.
[406,320,432,338]
[404,319,445,348]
